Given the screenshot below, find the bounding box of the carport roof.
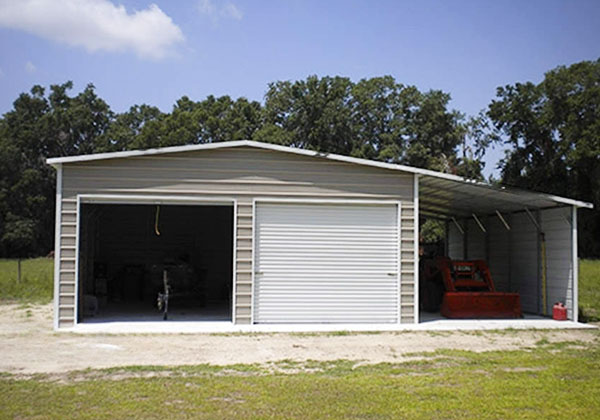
[46,140,593,218]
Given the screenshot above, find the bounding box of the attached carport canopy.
[418,176,593,220]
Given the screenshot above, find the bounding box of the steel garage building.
[47,140,592,329]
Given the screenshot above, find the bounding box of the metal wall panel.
[466,219,486,261]
[447,221,463,260]
[487,216,511,292]
[541,207,574,319]
[254,203,399,323]
[510,212,539,313]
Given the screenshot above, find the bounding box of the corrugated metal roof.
[418,175,593,219]
[46,140,593,212]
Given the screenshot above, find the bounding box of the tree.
[257,76,355,154]
[123,95,263,149]
[0,82,113,257]
[486,59,600,257]
[259,75,479,178]
[96,104,164,152]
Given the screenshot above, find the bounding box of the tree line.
[0,59,598,258]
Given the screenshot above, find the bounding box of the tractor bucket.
[440,292,523,319]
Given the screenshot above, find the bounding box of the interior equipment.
[157,269,170,320]
[430,257,522,319]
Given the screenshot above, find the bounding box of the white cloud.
[25,61,36,73]
[222,3,243,20]
[0,0,185,60]
[198,0,243,21]
[198,0,217,16]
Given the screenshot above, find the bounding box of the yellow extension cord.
[154,205,161,236]
[541,233,547,316]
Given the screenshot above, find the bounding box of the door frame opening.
[74,194,237,325]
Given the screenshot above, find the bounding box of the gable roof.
[46,140,593,214]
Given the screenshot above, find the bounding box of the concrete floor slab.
[66,316,595,334]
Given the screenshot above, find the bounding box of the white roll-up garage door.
[254,203,399,323]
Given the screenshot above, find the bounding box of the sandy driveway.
[1,303,598,375]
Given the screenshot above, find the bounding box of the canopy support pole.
[472,213,487,233]
[496,210,511,231]
[525,208,542,232]
[451,217,464,235]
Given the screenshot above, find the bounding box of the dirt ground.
[1,303,598,375]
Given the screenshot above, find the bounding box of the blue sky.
[0,0,599,175]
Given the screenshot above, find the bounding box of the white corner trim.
[251,197,401,205]
[572,206,578,322]
[414,174,420,324]
[74,196,81,325]
[53,164,62,330]
[231,199,238,324]
[78,194,234,206]
[250,198,257,325]
[397,202,402,324]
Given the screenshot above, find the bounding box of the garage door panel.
[255,203,399,324]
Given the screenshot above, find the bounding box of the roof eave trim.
[541,194,594,209]
[45,139,594,209]
[45,139,465,180]
[45,140,253,165]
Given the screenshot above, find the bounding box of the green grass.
[1,340,599,419]
[0,258,54,303]
[580,259,600,322]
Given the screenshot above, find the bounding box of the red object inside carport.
[552,302,568,320]
[436,257,523,319]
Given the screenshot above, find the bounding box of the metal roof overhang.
[45,139,593,216]
[418,175,593,220]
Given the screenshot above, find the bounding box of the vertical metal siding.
[466,219,486,261]
[447,221,464,260]
[510,212,539,313]
[487,216,510,292]
[254,203,399,323]
[541,207,574,319]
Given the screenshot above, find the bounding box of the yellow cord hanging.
[154,205,161,236]
[541,232,547,315]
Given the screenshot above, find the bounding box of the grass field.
[1,340,599,419]
[580,259,600,322]
[0,258,53,303]
[1,257,599,319]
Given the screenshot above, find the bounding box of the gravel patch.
[0,303,597,374]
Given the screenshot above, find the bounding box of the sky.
[0,0,599,176]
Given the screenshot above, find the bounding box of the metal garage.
[46,140,591,330]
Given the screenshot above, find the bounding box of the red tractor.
[422,257,522,319]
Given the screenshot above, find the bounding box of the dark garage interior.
[78,203,234,322]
